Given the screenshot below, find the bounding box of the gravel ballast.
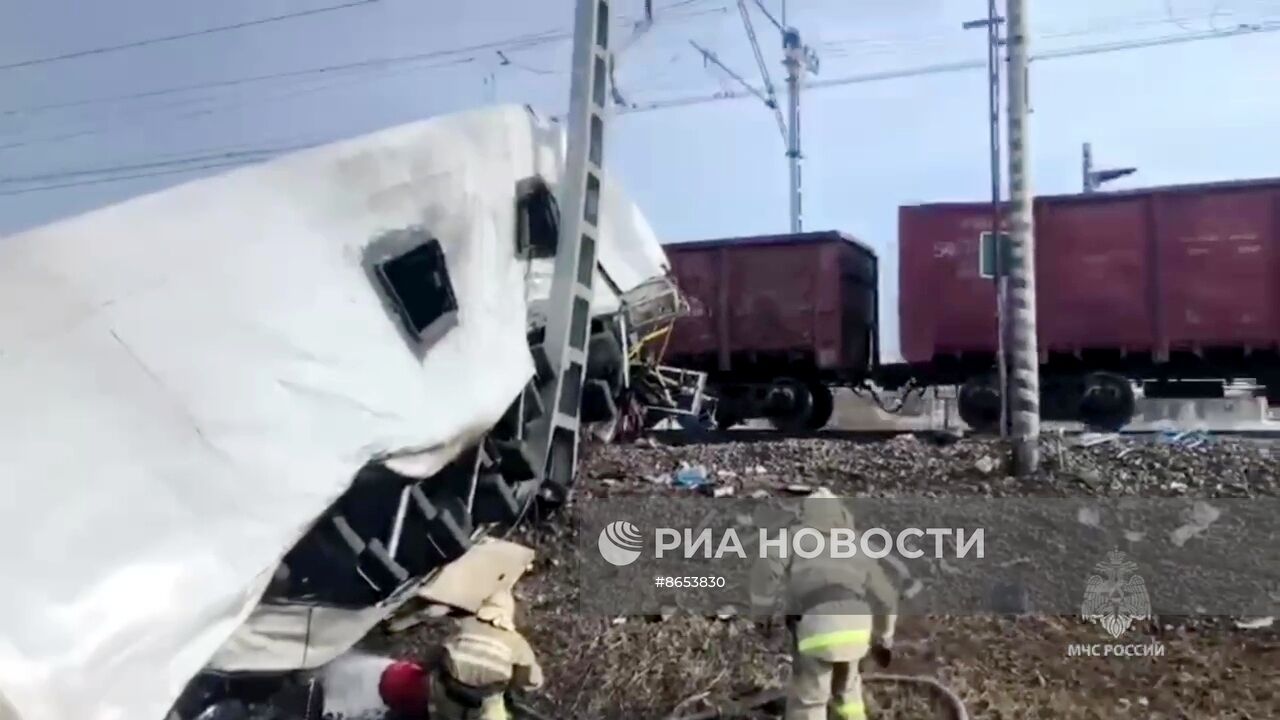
[368,433,1280,719]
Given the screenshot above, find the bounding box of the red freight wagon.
[898,177,1280,429]
[664,231,879,430]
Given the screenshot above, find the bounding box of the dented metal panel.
[416,538,535,613]
[0,103,666,720]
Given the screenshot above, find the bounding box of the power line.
[0,56,477,151]
[0,159,264,197]
[4,7,1272,197]
[0,0,716,118]
[811,0,1280,55]
[0,3,727,152]
[619,20,1280,114]
[0,0,381,72]
[0,144,318,185]
[1,31,560,118]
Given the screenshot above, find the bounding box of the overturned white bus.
[0,104,691,720]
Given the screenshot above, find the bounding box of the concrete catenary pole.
[1005,0,1040,474]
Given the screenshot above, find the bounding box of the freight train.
[664,177,1280,432]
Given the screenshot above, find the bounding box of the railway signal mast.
[963,4,1008,439]
[691,0,818,232]
[1082,142,1137,193]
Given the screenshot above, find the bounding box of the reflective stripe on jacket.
[750,517,899,654]
[794,612,873,662]
[441,617,545,693]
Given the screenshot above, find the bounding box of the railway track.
[645,426,1280,446]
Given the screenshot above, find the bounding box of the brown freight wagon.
[663,231,879,430]
[897,177,1280,430]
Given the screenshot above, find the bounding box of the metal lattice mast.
[527,0,612,501]
[706,0,813,233]
[783,27,803,233]
[1005,0,1040,474]
[964,3,1008,438]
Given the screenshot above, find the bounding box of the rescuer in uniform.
[750,488,898,720]
[430,589,544,720]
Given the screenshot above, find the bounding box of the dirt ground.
[368,434,1280,719]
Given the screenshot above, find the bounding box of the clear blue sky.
[2,0,1279,357]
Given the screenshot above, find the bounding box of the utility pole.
[781,25,819,233]
[1005,0,1039,474]
[714,0,816,234]
[1082,142,1137,193]
[963,3,1008,438]
[783,28,804,233]
[525,0,612,503]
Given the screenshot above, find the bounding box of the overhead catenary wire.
[809,0,1280,56]
[0,159,265,197]
[0,3,729,154]
[0,56,477,151]
[0,0,381,72]
[619,20,1280,114]
[737,0,787,140]
[750,0,784,31]
[600,1,1280,113]
[0,145,318,185]
[690,41,775,114]
[10,0,1242,138]
[0,30,563,118]
[9,4,1277,195]
[0,0,719,118]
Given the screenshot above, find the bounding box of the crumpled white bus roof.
[0,104,666,720]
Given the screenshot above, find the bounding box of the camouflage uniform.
[432,591,543,720]
[750,489,898,720]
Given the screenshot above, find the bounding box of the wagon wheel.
[1079,371,1135,431]
[958,375,1001,433]
[805,383,835,430]
[767,378,814,432]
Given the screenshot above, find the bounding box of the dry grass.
[365,436,1280,719]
